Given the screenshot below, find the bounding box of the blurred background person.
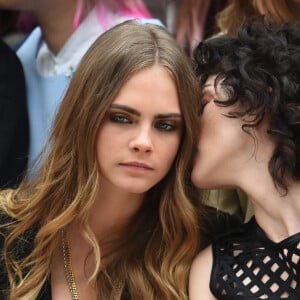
[0,0,162,179]
[0,38,28,189]
[217,0,300,35]
[0,10,36,47]
[144,0,227,56]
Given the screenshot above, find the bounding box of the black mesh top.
[210,218,300,299]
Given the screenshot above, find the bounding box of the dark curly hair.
[193,16,300,194]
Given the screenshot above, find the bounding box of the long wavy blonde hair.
[1,21,202,299]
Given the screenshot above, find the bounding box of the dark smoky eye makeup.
[107,105,183,131]
[107,110,132,124]
[154,119,182,132]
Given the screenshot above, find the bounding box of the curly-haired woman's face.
[192,75,255,189]
[96,65,183,195]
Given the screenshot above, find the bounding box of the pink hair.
[73,0,152,31]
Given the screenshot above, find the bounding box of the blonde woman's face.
[96,65,183,194]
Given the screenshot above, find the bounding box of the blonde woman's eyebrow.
[110,104,182,119]
[155,113,182,119]
[110,104,140,116]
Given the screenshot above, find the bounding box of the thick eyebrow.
[110,104,182,119]
[155,113,182,119]
[111,104,140,116]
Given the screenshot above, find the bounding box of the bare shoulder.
[189,245,216,300]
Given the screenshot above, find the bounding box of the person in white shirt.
[0,0,162,179]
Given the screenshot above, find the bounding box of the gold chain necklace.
[61,229,124,299]
[61,229,80,300]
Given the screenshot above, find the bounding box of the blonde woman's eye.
[155,121,176,132]
[109,113,131,124]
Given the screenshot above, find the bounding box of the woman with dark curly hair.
[189,17,300,299]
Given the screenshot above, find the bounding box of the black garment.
[37,279,130,300]
[199,205,243,250]
[0,39,28,189]
[210,218,300,299]
[0,213,130,299]
[0,212,36,298]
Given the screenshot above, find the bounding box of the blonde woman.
[0,20,202,299]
